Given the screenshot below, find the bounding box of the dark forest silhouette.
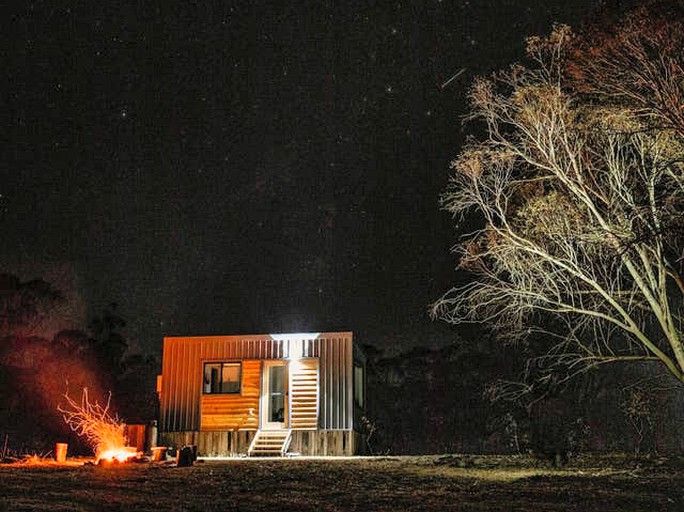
[2,267,683,459]
[0,274,157,455]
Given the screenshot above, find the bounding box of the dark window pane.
[354,364,364,407]
[203,362,241,394]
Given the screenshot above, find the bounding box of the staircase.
[248,430,292,457]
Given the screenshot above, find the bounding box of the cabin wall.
[200,360,261,430]
[160,332,354,432]
[288,430,359,456]
[160,336,291,432]
[159,332,355,433]
[352,343,367,432]
[317,337,354,430]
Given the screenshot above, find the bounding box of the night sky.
[3,1,605,356]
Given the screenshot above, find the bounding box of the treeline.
[0,274,157,455]
[364,341,684,456]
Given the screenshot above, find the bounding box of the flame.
[60,388,133,464]
[97,446,138,464]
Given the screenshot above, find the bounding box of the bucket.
[55,443,68,463]
[146,421,158,451]
[152,446,167,462]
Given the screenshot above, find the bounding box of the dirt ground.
[1,454,683,511]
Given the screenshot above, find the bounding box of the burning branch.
[59,388,133,462]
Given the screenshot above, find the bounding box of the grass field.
[1,454,683,511]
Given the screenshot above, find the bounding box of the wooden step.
[248,429,292,457]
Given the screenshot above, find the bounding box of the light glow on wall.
[269,332,320,361]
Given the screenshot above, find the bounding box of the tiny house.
[157,332,366,456]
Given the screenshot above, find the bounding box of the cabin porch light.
[288,339,304,361]
[270,332,320,360]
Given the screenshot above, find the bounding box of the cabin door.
[261,361,288,429]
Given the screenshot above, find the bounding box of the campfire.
[59,388,139,464]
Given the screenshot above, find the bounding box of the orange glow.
[97,446,138,463]
[59,388,131,463]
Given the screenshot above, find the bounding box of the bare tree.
[568,0,684,137]
[432,16,684,388]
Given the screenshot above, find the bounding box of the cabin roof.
[163,331,354,344]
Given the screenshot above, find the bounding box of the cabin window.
[203,362,241,394]
[354,363,365,408]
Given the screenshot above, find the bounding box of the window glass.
[268,365,285,422]
[221,364,241,393]
[203,362,241,394]
[354,364,364,407]
[204,363,220,394]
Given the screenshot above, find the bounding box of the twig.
[1,434,8,460]
[58,388,127,457]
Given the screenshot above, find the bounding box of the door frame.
[260,360,288,429]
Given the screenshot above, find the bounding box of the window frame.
[202,361,242,395]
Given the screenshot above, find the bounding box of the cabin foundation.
[160,430,361,457]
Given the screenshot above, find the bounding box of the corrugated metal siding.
[352,342,367,432]
[317,335,354,430]
[159,332,354,432]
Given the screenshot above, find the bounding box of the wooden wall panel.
[162,430,355,456]
[200,360,261,431]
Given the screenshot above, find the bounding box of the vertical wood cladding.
[159,333,355,432]
[160,430,356,456]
